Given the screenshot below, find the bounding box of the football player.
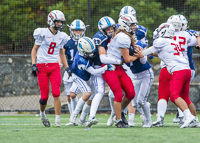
[68,37,114,126]
[85,16,118,127]
[62,19,86,123]
[31,10,69,127]
[137,23,196,128]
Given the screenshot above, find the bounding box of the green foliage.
[0,0,199,49]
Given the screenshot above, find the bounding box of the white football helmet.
[167,15,182,31]
[178,14,188,31]
[47,10,66,31]
[77,37,96,58]
[118,14,138,33]
[119,6,136,17]
[98,16,116,36]
[157,23,175,38]
[68,19,86,40]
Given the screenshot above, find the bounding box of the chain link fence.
[0,0,200,113]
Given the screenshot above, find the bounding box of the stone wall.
[0,56,200,111]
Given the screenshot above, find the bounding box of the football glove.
[32,64,39,77]
[107,64,116,71]
[195,45,199,50]
[65,67,72,79]
[193,31,200,38]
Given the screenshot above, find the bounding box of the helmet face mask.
[47,10,66,31]
[178,14,188,31]
[98,16,116,36]
[119,6,136,18]
[118,14,138,34]
[68,19,86,40]
[157,23,175,38]
[77,37,96,58]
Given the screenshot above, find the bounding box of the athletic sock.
[109,97,115,115]
[73,97,86,115]
[128,113,135,121]
[183,109,193,120]
[71,97,78,113]
[40,111,46,118]
[157,99,167,117]
[142,103,151,122]
[55,115,60,123]
[67,100,72,115]
[80,103,91,121]
[178,107,184,117]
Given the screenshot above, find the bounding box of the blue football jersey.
[186,30,196,70]
[71,51,93,81]
[64,38,78,68]
[92,31,111,66]
[127,40,152,73]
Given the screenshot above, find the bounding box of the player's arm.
[120,46,143,63]
[99,46,122,65]
[86,65,108,76]
[31,44,40,64]
[60,48,69,68]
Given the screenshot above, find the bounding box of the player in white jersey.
[102,14,142,128]
[31,10,69,127]
[167,15,200,127]
[137,23,196,128]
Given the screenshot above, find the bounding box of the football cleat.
[86,117,98,127]
[116,120,127,128]
[107,114,115,126]
[173,112,180,123]
[152,115,164,127]
[69,114,78,126]
[79,118,86,127]
[180,116,195,128]
[54,121,60,127]
[179,116,185,127]
[142,120,152,128]
[128,119,135,127]
[121,112,129,127]
[189,117,200,128]
[41,116,50,127]
[65,122,75,126]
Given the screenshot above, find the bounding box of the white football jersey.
[33,28,69,63]
[107,32,131,60]
[149,38,190,74]
[173,31,197,60]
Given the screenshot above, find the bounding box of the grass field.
[0,114,200,143]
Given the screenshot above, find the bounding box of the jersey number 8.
[48,42,56,54]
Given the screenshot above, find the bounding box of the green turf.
[0,114,200,143]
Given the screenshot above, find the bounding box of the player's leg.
[102,67,126,128]
[119,70,135,127]
[65,82,79,126]
[170,70,195,128]
[136,69,154,128]
[80,77,96,127]
[107,88,116,126]
[69,74,91,126]
[49,63,62,127]
[37,63,50,127]
[88,74,105,119]
[153,67,170,127]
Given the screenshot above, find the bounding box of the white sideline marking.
[0,123,176,125]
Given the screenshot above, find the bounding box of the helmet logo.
[123,17,130,22]
[50,13,54,19]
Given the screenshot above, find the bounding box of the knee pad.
[39,98,47,105]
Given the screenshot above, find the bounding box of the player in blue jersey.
[68,37,115,126]
[85,16,121,127]
[62,20,86,124]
